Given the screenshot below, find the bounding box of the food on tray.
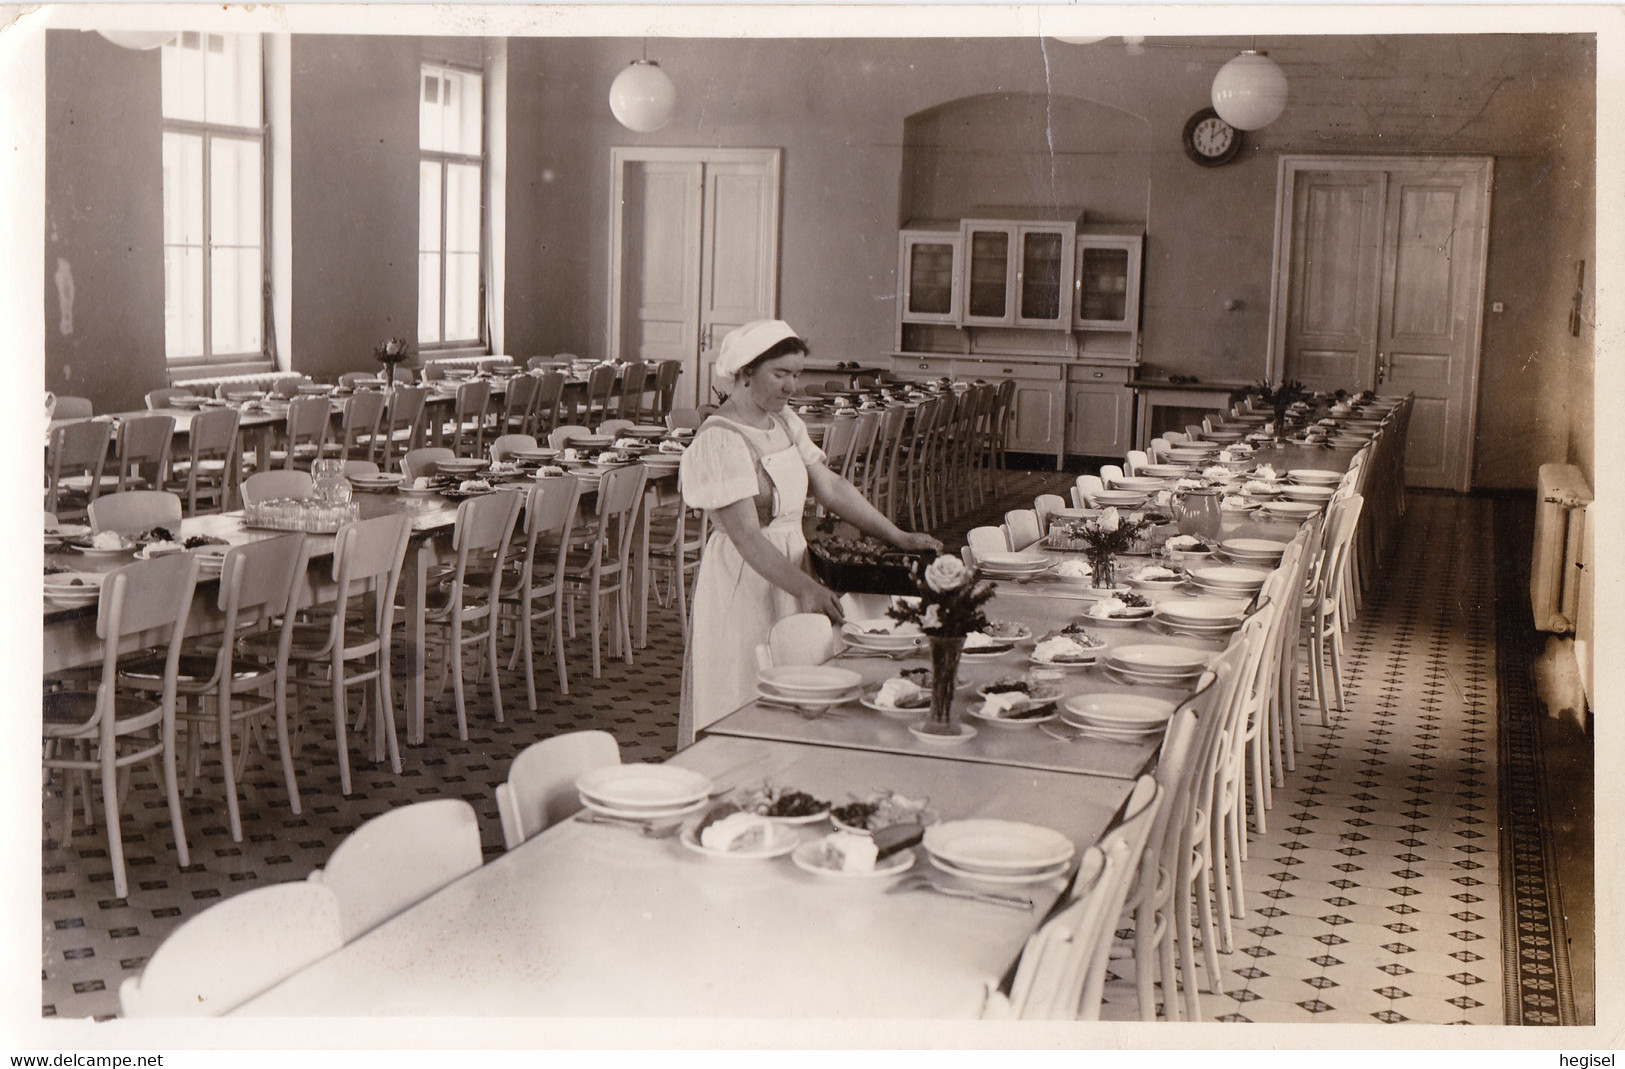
[741,783,829,819]
[813,534,917,567]
[1056,621,1106,642]
[1054,558,1093,579]
[1034,635,1100,663]
[829,789,933,833]
[695,803,772,852]
[813,831,880,873]
[876,677,930,709]
[90,531,130,550]
[457,479,492,493]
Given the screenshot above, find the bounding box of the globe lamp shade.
[1210,50,1288,131]
[95,29,179,50]
[610,60,676,133]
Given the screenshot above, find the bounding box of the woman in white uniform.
[677,320,940,747]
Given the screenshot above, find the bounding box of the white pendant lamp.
[95,29,178,50]
[1211,49,1288,130]
[610,58,676,133]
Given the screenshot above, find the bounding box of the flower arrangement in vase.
[887,555,995,735]
[1242,377,1309,441]
[1071,506,1154,589]
[374,336,412,380]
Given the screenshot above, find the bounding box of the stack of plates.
[193,546,229,577]
[1061,694,1177,742]
[1110,476,1168,493]
[625,425,670,438]
[43,571,103,608]
[347,472,403,493]
[1220,537,1289,565]
[1189,564,1271,597]
[1258,500,1324,522]
[841,618,924,651]
[576,764,713,822]
[1166,446,1218,463]
[757,664,863,708]
[1200,429,1245,443]
[1281,484,1335,504]
[922,820,1076,885]
[44,523,90,547]
[976,551,1051,579]
[436,458,489,477]
[511,447,559,462]
[1104,645,1210,685]
[567,434,615,449]
[1288,468,1343,487]
[1152,596,1250,636]
[1089,489,1148,508]
[1139,463,1191,478]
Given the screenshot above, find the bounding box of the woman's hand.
[892,531,943,554]
[806,583,845,624]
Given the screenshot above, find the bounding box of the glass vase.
[922,635,965,735]
[1089,552,1117,590]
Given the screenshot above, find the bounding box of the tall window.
[160,32,264,364]
[419,63,484,347]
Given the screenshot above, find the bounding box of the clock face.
[1182,108,1243,167]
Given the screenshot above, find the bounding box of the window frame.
[418,60,487,352]
[160,32,269,369]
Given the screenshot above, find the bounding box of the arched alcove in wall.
[899,91,1155,227]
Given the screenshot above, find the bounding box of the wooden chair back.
[88,490,182,535]
[243,470,313,504]
[496,730,621,850]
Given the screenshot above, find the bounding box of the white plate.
[1062,693,1177,727]
[679,822,801,861]
[348,474,403,488]
[1110,476,1168,492]
[1166,447,1218,462]
[791,841,916,880]
[1154,597,1253,625]
[859,692,932,717]
[576,764,713,811]
[1281,485,1336,503]
[1140,464,1191,478]
[966,700,1057,727]
[44,524,91,541]
[927,853,1070,885]
[134,543,187,560]
[1107,645,1211,675]
[976,551,1049,570]
[1058,721,1166,744]
[1089,490,1148,507]
[580,795,710,822]
[1085,604,1154,623]
[72,544,136,559]
[757,685,862,709]
[907,722,978,745]
[1288,468,1343,486]
[1260,501,1323,520]
[1028,649,1102,668]
[1126,569,1186,590]
[924,819,1075,873]
[1190,564,1271,588]
[757,665,863,697]
[841,619,924,650]
[1220,537,1288,559]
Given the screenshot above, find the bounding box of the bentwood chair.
[1003,508,1043,550]
[665,408,703,432]
[372,385,429,469]
[271,396,332,470]
[582,364,618,429]
[754,613,839,673]
[529,370,566,440]
[643,480,708,643]
[1034,494,1067,537]
[1304,495,1365,726]
[279,513,412,795]
[242,470,313,505]
[497,372,542,438]
[43,553,199,900]
[88,489,182,536]
[446,380,493,458]
[501,476,583,704]
[165,406,241,514]
[44,418,113,520]
[52,395,94,419]
[145,387,197,410]
[323,389,387,464]
[401,447,456,481]
[308,799,482,943]
[562,463,647,678]
[496,730,621,850]
[965,525,1011,561]
[121,533,311,842]
[612,360,649,424]
[422,489,525,739]
[648,360,682,424]
[118,881,344,1017]
[489,434,539,464]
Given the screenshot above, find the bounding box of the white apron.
[677,430,811,749]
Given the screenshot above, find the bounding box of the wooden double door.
[1271,156,1493,491]
[609,148,782,410]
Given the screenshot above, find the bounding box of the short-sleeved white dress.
[676,411,826,748]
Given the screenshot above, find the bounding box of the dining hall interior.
[6,3,1619,1047]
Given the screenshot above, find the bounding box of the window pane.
[444,252,480,341]
[419,252,442,343]
[419,161,443,254]
[204,34,261,128]
[420,72,443,151]
[209,137,261,246]
[450,69,482,155]
[162,133,204,245]
[160,34,205,122]
[211,247,261,355]
[165,247,205,359]
[445,162,481,255]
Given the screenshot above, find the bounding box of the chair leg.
[1329,623,1348,713]
[554,599,570,696]
[331,663,353,795]
[520,596,539,711]
[274,667,302,816]
[162,718,190,869]
[101,746,130,900]
[219,695,244,843]
[488,616,505,723]
[376,655,402,775]
[450,616,468,741]
[589,575,603,678]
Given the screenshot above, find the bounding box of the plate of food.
[1084,592,1154,624]
[967,695,1058,727]
[792,833,916,880]
[680,805,801,860]
[43,523,91,544]
[859,675,933,716]
[1127,564,1186,590]
[738,782,832,825]
[134,539,188,560]
[840,618,925,650]
[829,790,937,835]
[72,531,138,558]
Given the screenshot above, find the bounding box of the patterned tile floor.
[40,481,1515,1024]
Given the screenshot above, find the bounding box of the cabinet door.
[1007,382,1064,454]
[898,231,961,325]
[1066,381,1134,456]
[1013,225,1076,329]
[1074,236,1143,331]
[962,224,1015,326]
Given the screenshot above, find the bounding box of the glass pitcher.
[1174,487,1222,540]
[310,459,352,507]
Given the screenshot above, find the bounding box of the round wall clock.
[1182,108,1244,167]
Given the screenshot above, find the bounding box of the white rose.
[924,555,968,593]
[1098,507,1121,533]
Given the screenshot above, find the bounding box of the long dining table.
[219,418,1386,1019]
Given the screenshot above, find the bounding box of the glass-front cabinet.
[959,219,1078,330]
[1074,228,1144,332]
[898,227,962,325]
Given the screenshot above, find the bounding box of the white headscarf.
[712,319,803,393]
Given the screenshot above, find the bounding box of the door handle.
[1376,351,1390,385]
